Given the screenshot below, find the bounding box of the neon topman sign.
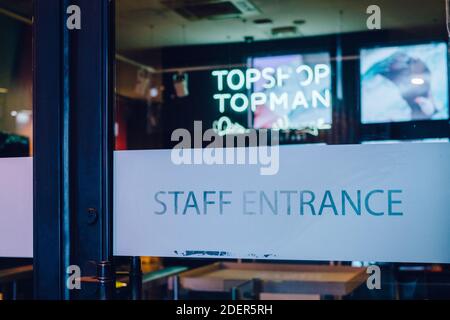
[212,65,332,113]
[114,143,450,262]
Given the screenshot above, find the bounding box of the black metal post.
[129,257,142,300]
[34,0,115,299]
[173,275,180,301]
[68,0,115,300]
[11,280,18,301]
[97,261,115,300]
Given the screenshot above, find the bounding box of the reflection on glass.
[250,53,332,131]
[0,7,32,158]
[116,0,450,149]
[115,0,450,300]
[361,42,449,124]
[0,0,33,301]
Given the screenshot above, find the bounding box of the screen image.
[361,42,449,124]
[250,53,332,130]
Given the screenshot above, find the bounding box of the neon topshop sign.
[212,64,332,113]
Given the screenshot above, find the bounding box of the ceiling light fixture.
[271,26,297,37]
[253,18,273,25]
[293,19,306,25]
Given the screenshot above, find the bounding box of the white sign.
[0,157,33,258]
[114,143,450,263]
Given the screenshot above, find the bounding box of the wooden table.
[178,262,368,299]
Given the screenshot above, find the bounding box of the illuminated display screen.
[248,53,332,130]
[361,42,449,124]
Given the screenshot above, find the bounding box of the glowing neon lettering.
[212,65,332,114]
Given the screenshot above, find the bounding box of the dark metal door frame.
[33,0,114,300]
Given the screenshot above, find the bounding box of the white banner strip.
[0,157,33,258]
[113,143,450,263]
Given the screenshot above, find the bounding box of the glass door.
[113,0,450,300]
